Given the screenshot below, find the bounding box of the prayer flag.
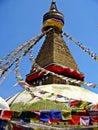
[40,111,50,122]
[50,110,62,122]
[62,110,71,121]
[80,116,92,126]
[1,110,13,120]
[68,115,80,125]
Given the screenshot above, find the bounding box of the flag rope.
[63,32,98,62]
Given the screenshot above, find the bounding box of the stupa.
[7,1,98,112]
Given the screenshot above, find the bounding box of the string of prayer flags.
[0,109,97,129]
[0,67,15,85]
[0,39,36,80]
[0,28,52,81]
[0,34,40,79]
[63,32,98,62]
[0,32,42,65]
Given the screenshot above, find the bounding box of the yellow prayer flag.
[62,110,71,121]
[30,118,39,123]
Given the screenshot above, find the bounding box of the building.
[6,1,98,129]
[26,0,84,86]
[7,0,98,112]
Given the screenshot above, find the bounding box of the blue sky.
[0,0,98,99]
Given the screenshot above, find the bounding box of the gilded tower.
[26,1,84,86]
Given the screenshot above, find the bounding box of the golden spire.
[42,0,64,32]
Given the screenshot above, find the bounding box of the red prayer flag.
[68,115,80,125]
[1,110,13,120]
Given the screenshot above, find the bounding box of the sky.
[0,0,98,99]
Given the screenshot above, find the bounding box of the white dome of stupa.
[0,96,10,110]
